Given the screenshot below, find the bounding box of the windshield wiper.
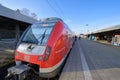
[40,29,46,45]
[22,41,31,43]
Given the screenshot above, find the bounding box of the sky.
[1,0,120,34]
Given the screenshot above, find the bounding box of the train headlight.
[44,46,51,61]
[38,56,43,61]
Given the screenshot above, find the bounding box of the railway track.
[0,62,15,80]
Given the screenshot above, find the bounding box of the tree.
[31,13,38,20]
[20,8,30,16]
[17,8,38,20]
[16,9,20,13]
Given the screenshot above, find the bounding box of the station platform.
[59,38,84,80]
[59,38,120,80]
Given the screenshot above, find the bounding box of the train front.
[15,22,53,63]
[9,21,55,79]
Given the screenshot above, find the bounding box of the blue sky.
[1,0,120,34]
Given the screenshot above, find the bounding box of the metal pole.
[15,24,20,42]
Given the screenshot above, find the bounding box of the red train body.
[15,18,75,78]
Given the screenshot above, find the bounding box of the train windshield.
[21,22,55,45]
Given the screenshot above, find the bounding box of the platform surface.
[59,38,120,80]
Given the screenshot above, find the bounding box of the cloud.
[64,19,71,23]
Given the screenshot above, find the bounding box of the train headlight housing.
[38,56,43,61]
[44,46,51,61]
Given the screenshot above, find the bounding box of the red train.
[6,18,75,79]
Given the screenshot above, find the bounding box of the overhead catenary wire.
[45,0,63,18]
[52,0,65,19]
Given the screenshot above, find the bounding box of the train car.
[6,17,75,80]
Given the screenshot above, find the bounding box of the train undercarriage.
[5,63,40,80]
[5,63,59,80]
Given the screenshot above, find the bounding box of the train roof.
[40,17,62,23]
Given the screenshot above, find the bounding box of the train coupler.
[5,64,31,80]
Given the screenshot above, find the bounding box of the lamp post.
[86,24,89,34]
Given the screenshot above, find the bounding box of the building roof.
[92,25,120,34]
[0,4,37,24]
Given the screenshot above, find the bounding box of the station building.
[89,25,120,46]
[0,5,37,49]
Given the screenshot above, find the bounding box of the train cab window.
[21,22,55,45]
